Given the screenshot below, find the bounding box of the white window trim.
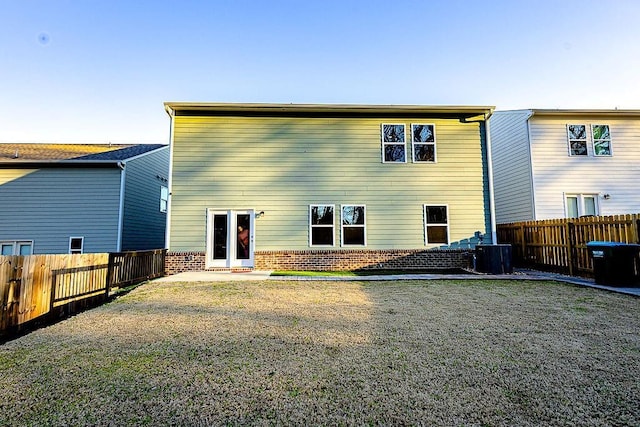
[1,240,34,256]
[567,124,588,157]
[160,186,169,213]
[411,123,437,163]
[591,124,613,157]
[381,123,407,164]
[69,236,84,254]
[309,204,335,247]
[423,204,450,245]
[341,204,367,247]
[564,193,599,218]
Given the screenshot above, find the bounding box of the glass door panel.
[213,214,228,260]
[236,213,251,260]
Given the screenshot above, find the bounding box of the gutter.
[0,160,125,169]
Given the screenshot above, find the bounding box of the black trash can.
[587,241,640,287]
[475,244,513,274]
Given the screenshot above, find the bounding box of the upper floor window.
[565,194,598,218]
[341,205,366,246]
[309,205,335,246]
[424,205,449,244]
[160,186,169,213]
[412,124,436,162]
[1,241,33,256]
[567,124,613,157]
[69,237,84,254]
[381,124,406,163]
[567,125,587,156]
[592,125,612,156]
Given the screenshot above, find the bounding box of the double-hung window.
[381,124,406,163]
[341,205,366,246]
[567,125,588,156]
[309,205,335,246]
[412,124,436,162]
[160,186,169,213]
[424,205,449,244]
[592,125,612,156]
[69,237,84,254]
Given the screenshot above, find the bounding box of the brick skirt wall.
[166,249,472,274]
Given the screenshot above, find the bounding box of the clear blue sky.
[2,0,639,144]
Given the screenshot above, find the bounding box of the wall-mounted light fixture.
[256,211,265,218]
[603,194,611,200]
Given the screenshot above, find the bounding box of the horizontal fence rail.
[51,263,110,307]
[1,249,166,336]
[497,214,640,276]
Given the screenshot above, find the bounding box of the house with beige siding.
[164,103,495,272]
[0,143,169,255]
[490,109,640,224]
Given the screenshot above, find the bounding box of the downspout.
[484,114,498,244]
[165,106,175,249]
[116,161,126,252]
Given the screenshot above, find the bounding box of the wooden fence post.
[520,224,526,264]
[567,222,575,276]
[105,253,114,300]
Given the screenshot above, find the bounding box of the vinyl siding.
[169,115,489,251]
[530,115,640,219]
[121,146,170,251]
[489,110,535,223]
[0,168,122,253]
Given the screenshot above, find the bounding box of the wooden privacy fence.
[1,249,166,335]
[497,214,640,276]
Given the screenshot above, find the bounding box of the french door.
[206,209,255,268]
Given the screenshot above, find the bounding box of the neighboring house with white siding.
[0,143,169,255]
[490,109,640,224]
[164,102,494,272]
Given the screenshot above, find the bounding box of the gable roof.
[164,102,494,120]
[0,144,166,168]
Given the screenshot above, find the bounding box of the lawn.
[1,279,639,426]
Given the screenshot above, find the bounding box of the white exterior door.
[206,209,255,268]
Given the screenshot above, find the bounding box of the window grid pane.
[310,205,334,246]
[592,125,612,156]
[341,205,366,246]
[584,197,596,216]
[381,124,406,163]
[424,205,449,244]
[566,196,579,218]
[412,124,436,163]
[567,124,588,156]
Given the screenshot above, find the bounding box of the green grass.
[271,270,357,276]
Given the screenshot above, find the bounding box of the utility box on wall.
[475,244,513,274]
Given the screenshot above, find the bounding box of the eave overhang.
[164,102,494,120]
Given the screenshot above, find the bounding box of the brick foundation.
[166,249,472,274]
[165,252,206,274]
